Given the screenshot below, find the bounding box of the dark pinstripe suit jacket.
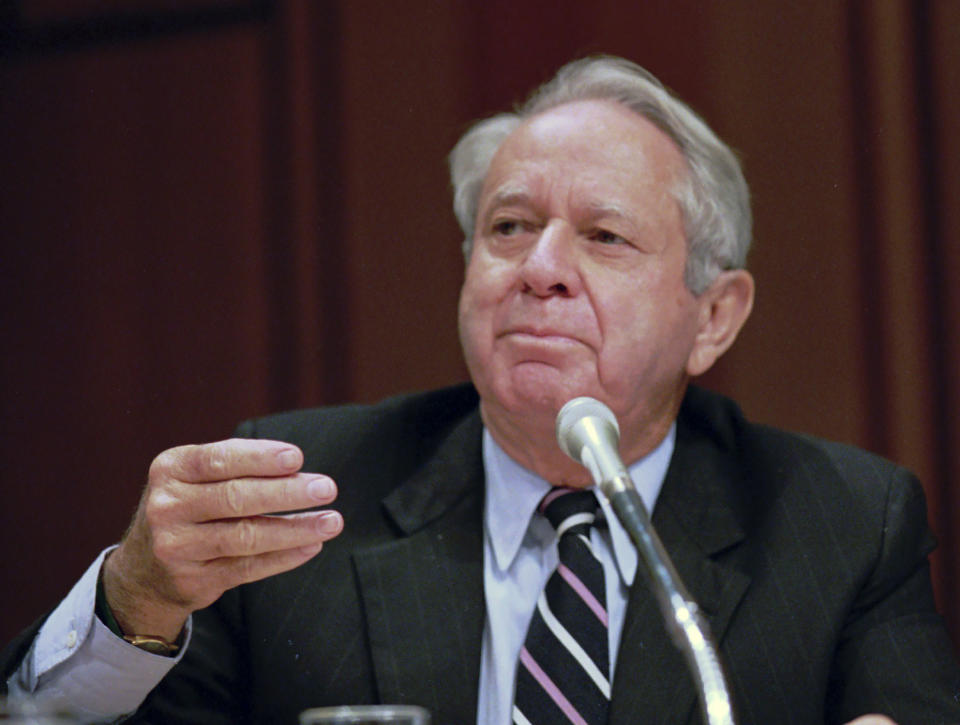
[5,384,960,724]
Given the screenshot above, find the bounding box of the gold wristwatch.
[122,634,180,656]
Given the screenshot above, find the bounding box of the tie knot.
[539,487,599,534]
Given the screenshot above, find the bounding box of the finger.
[154,439,304,484]
[181,474,337,522]
[170,510,343,561]
[201,538,332,590]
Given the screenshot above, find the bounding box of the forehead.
[480,99,686,214]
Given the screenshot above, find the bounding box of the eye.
[492,219,524,236]
[590,229,628,245]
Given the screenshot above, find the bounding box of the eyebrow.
[583,200,634,223]
[484,184,534,212]
[483,185,640,229]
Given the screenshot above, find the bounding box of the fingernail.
[317,511,343,534]
[308,477,335,500]
[278,448,300,469]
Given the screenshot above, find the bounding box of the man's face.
[458,99,705,447]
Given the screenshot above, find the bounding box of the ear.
[685,270,755,377]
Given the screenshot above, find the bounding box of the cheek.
[458,259,500,362]
[459,253,514,319]
[457,286,481,360]
[592,272,696,372]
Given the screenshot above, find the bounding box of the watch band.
[98,562,182,657]
[122,634,180,656]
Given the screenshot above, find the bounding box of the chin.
[498,366,599,418]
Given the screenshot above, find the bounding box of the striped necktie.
[513,487,610,725]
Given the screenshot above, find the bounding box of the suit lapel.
[349,385,753,724]
[610,392,752,724]
[352,411,485,725]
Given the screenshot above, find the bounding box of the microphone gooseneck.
[555,397,737,725]
[556,396,625,487]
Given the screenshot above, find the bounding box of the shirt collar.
[483,423,676,586]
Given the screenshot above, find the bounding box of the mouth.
[499,326,585,348]
[502,325,578,339]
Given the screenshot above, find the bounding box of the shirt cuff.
[8,546,193,719]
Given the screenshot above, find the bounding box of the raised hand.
[102,439,342,641]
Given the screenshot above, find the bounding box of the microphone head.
[555,396,620,462]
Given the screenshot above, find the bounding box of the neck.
[479,390,683,488]
[480,401,592,487]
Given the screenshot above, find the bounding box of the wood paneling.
[0,24,274,636]
[338,1,470,402]
[2,0,957,654]
[923,0,960,620]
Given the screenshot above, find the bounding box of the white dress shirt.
[5,547,190,723]
[476,426,674,724]
[6,425,674,724]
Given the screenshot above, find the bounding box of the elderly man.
[4,56,958,725]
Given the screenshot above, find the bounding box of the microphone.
[555,396,737,725]
[555,397,631,494]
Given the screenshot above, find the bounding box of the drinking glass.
[299,704,430,725]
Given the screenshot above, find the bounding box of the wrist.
[102,548,190,643]
[96,569,182,655]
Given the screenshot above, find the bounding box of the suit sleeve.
[826,468,960,724]
[124,592,249,724]
[1,548,184,721]
[120,417,262,723]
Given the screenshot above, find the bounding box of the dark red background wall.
[2,0,958,651]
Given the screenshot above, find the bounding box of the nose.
[519,220,581,297]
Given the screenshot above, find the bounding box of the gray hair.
[449,56,752,294]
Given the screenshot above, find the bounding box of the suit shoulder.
[748,418,908,498]
[682,385,914,499]
[232,383,479,462]
[680,386,933,572]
